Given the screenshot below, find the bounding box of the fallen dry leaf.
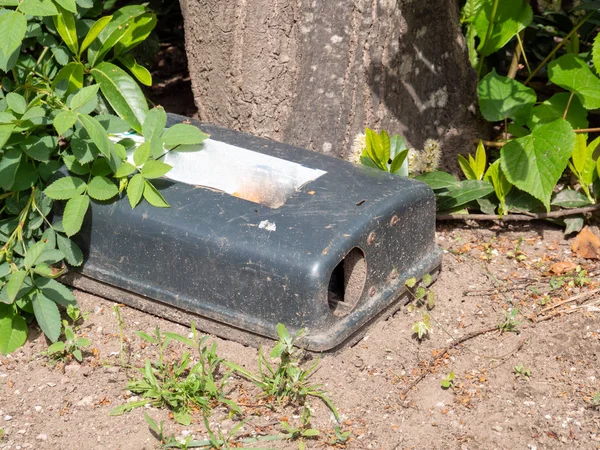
[549,261,578,275]
[572,226,600,259]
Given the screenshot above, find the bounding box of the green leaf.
[528,92,588,131]
[117,54,152,86]
[6,92,26,115]
[594,32,600,76]
[162,124,209,150]
[571,133,588,175]
[32,292,61,342]
[53,110,78,135]
[113,12,156,56]
[551,189,592,208]
[62,194,90,237]
[127,173,144,208]
[56,234,83,266]
[0,306,27,354]
[53,0,77,13]
[436,180,494,211]
[79,15,112,56]
[0,148,21,190]
[87,176,118,201]
[414,171,460,190]
[389,150,408,174]
[0,11,27,57]
[23,240,48,270]
[500,119,575,211]
[141,160,171,179]
[7,271,27,303]
[473,0,532,57]
[142,106,167,141]
[457,154,477,180]
[548,54,600,110]
[474,140,486,179]
[478,69,536,124]
[133,141,151,166]
[52,5,78,55]
[44,176,86,200]
[68,85,99,111]
[87,5,147,67]
[19,0,58,16]
[77,113,111,158]
[364,128,387,170]
[91,62,148,133]
[35,277,76,306]
[143,181,169,207]
[114,162,136,178]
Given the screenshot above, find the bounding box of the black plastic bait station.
[63,115,442,351]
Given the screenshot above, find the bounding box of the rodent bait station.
[63,115,442,351]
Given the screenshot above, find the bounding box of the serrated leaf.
[32,291,61,342]
[478,69,536,124]
[473,0,532,56]
[127,173,144,208]
[53,5,78,55]
[79,15,112,56]
[414,171,460,190]
[19,0,58,16]
[0,306,27,354]
[141,160,171,179]
[68,85,99,111]
[162,124,210,150]
[500,119,575,211]
[528,92,588,131]
[53,110,78,135]
[23,240,48,270]
[0,11,27,57]
[7,271,27,303]
[44,176,86,200]
[572,133,588,175]
[62,194,90,236]
[23,135,57,162]
[56,234,83,266]
[37,249,65,265]
[548,54,600,110]
[0,148,21,190]
[6,92,26,115]
[143,181,169,207]
[91,62,148,133]
[87,176,118,201]
[133,141,151,166]
[114,162,136,178]
[35,276,76,307]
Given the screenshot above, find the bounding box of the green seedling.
[113,304,128,367]
[227,323,340,422]
[45,324,91,362]
[405,276,436,341]
[498,308,521,334]
[145,412,282,449]
[441,372,455,389]
[514,364,531,379]
[279,405,320,450]
[412,314,432,341]
[112,323,238,425]
[329,426,352,445]
[589,392,600,409]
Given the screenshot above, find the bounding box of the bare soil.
[1,223,599,450]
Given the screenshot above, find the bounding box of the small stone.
[77,395,94,407]
[492,425,503,432]
[96,326,103,335]
[4,415,13,421]
[34,406,42,413]
[17,429,26,434]
[36,433,48,441]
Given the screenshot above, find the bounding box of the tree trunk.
[179,0,483,171]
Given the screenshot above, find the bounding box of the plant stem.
[516,31,531,75]
[477,0,500,78]
[437,203,600,221]
[524,11,595,85]
[563,92,574,120]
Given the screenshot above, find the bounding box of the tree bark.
[180,0,483,171]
